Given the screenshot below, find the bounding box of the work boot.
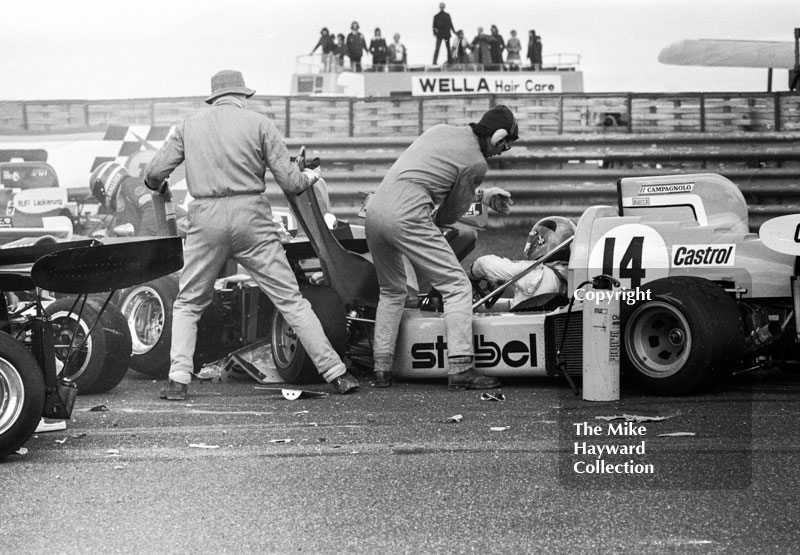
[371,371,393,388]
[331,372,359,395]
[448,368,501,391]
[159,380,188,401]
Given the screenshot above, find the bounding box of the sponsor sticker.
[13,188,67,214]
[671,244,736,267]
[411,72,562,96]
[638,182,694,195]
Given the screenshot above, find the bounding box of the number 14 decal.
[602,236,646,288]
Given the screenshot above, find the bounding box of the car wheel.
[118,277,177,378]
[271,285,347,384]
[0,331,45,460]
[91,303,133,393]
[623,276,744,395]
[45,298,131,395]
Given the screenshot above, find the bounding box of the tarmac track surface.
[1,369,799,555]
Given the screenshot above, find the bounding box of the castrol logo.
[671,244,735,267]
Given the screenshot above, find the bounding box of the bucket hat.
[205,70,256,104]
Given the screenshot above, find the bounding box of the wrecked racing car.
[0,236,183,460]
[273,171,800,396]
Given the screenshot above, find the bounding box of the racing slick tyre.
[117,276,178,378]
[46,298,132,395]
[623,276,744,395]
[271,285,347,384]
[0,332,45,461]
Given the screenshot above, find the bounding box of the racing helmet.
[90,161,129,211]
[523,216,576,261]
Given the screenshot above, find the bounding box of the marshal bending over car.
[272,171,800,396]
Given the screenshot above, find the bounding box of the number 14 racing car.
[272,171,800,396]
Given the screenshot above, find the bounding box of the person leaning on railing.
[310,27,336,72]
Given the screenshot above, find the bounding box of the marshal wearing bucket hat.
[205,69,256,104]
[146,67,360,402]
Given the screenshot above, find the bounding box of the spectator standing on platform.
[470,27,491,66]
[432,2,456,65]
[310,27,336,72]
[334,34,346,71]
[451,29,470,64]
[505,29,522,69]
[346,21,369,72]
[488,25,505,69]
[534,35,543,69]
[528,30,543,70]
[370,28,388,71]
[388,33,407,71]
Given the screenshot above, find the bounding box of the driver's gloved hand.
[481,187,513,214]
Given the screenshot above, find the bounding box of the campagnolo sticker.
[638,182,694,195]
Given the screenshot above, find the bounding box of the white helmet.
[523,216,576,261]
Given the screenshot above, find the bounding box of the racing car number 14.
[587,224,670,289]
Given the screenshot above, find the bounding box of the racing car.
[270,171,800,396]
[0,236,183,460]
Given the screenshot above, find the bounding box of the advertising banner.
[411,72,562,96]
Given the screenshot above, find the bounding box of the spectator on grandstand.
[451,29,470,64]
[310,27,336,72]
[388,33,408,71]
[470,27,492,66]
[505,29,522,70]
[488,25,505,70]
[370,28,388,71]
[432,2,456,65]
[527,30,543,70]
[346,21,369,72]
[334,33,347,71]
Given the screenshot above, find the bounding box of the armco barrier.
[266,167,800,232]
[271,133,800,231]
[5,129,797,233]
[3,92,800,136]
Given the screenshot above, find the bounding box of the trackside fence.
[2,92,800,136]
[2,94,800,231]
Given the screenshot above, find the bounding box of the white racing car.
[272,171,800,395]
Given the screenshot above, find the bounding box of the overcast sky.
[1,0,798,100]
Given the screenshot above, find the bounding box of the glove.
[480,187,513,215]
[302,167,321,187]
[145,177,169,196]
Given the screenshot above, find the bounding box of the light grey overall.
[145,96,346,385]
[365,124,488,374]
